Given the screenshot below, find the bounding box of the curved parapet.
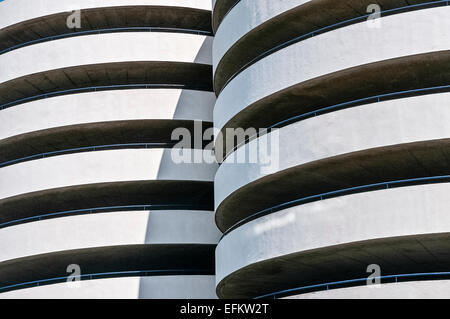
[0,2,218,298]
[213,0,446,93]
[0,89,214,141]
[0,149,216,201]
[213,0,307,86]
[0,210,220,263]
[212,0,240,32]
[0,180,214,229]
[0,244,216,295]
[215,93,450,231]
[216,183,450,298]
[0,276,218,299]
[0,32,212,85]
[212,0,450,299]
[214,6,450,151]
[0,33,213,110]
[0,0,212,30]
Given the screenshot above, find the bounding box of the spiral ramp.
[0,0,219,299]
[213,0,450,299]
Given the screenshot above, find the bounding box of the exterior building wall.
[214,7,450,132]
[0,89,215,140]
[212,0,450,299]
[0,0,217,298]
[3,0,450,299]
[215,93,450,213]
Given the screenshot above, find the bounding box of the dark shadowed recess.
[0,5,213,53]
[0,180,214,226]
[217,233,450,298]
[217,51,450,160]
[0,61,213,109]
[214,0,446,93]
[0,244,216,292]
[216,139,450,232]
[0,120,214,166]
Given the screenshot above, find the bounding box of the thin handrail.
[0,204,211,229]
[221,84,450,162]
[217,0,450,95]
[0,142,177,168]
[0,269,212,292]
[221,175,450,238]
[0,26,213,55]
[0,83,212,110]
[254,271,450,299]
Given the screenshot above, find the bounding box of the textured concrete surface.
[215,93,450,230]
[0,89,214,141]
[216,231,450,298]
[0,6,212,52]
[215,51,450,160]
[0,148,217,200]
[213,0,307,77]
[213,0,439,92]
[214,7,450,135]
[217,183,450,288]
[0,33,212,84]
[0,61,213,107]
[0,0,212,30]
[211,0,450,300]
[212,0,240,31]
[0,1,219,299]
[0,119,214,165]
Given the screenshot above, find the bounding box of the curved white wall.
[0,148,217,200]
[0,276,217,299]
[285,280,450,299]
[0,33,212,85]
[213,0,308,71]
[214,7,450,132]
[216,183,450,284]
[0,0,212,30]
[0,89,215,141]
[215,93,450,209]
[0,210,220,262]
[0,0,218,299]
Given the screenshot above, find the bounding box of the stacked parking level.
[213,0,450,298]
[0,0,220,299]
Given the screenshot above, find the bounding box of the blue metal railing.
[0,83,212,111]
[0,142,177,168]
[0,204,211,229]
[0,26,213,56]
[0,269,211,293]
[221,175,450,238]
[217,0,450,94]
[221,84,450,162]
[255,271,450,299]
